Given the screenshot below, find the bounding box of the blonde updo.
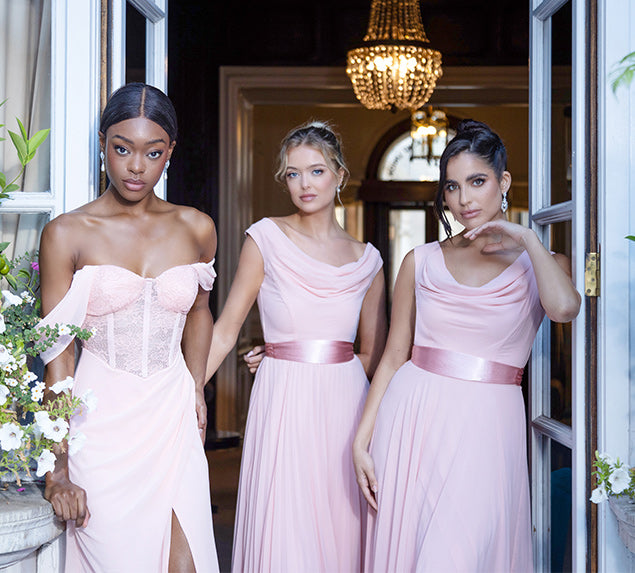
[274,121,350,188]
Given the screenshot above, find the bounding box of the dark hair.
[100,83,178,142]
[434,120,507,239]
[274,120,350,188]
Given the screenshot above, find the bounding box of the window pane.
[550,439,573,572]
[389,209,425,291]
[126,3,146,84]
[550,2,572,206]
[0,213,49,258]
[549,221,573,425]
[0,3,51,193]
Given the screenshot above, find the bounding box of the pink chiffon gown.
[365,241,545,573]
[38,263,220,573]
[232,218,383,573]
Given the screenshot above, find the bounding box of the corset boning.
[82,281,188,378]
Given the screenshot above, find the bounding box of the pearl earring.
[163,159,170,181]
[100,151,105,173]
[501,191,509,213]
[336,185,344,207]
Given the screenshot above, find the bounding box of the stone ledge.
[0,482,64,567]
[609,495,635,554]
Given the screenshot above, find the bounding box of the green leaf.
[4,184,19,193]
[0,242,10,252]
[626,235,635,241]
[0,192,8,201]
[0,172,5,188]
[4,274,17,290]
[16,118,27,141]
[8,130,27,164]
[28,128,50,153]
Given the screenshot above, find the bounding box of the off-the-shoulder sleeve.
[193,259,216,291]
[37,267,96,365]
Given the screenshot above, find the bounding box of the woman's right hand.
[45,473,90,528]
[243,345,266,374]
[353,442,378,511]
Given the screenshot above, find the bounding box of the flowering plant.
[0,244,93,484]
[590,451,635,504]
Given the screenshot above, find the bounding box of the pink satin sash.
[265,340,354,364]
[411,345,524,385]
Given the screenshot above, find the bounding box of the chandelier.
[410,107,449,162]
[346,0,443,112]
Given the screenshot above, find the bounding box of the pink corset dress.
[38,263,220,573]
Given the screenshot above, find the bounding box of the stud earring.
[163,159,170,181]
[100,151,105,173]
[501,191,509,213]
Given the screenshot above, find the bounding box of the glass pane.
[0,213,49,258]
[378,132,441,182]
[549,221,573,425]
[126,4,146,84]
[0,3,51,193]
[550,439,573,572]
[389,209,425,291]
[550,1,572,205]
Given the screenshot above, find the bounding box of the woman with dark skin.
[354,120,581,572]
[38,83,219,572]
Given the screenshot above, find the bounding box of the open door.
[529,0,595,570]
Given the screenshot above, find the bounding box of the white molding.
[110,0,126,93]
[128,0,164,22]
[216,65,529,431]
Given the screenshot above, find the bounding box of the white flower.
[1,290,22,307]
[58,324,71,336]
[0,346,12,366]
[0,423,23,451]
[81,389,98,412]
[0,314,5,334]
[34,411,52,433]
[19,291,34,304]
[590,484,609,504]
[0,384,9,406]
[4,378,17,388]
[36,449,56,477]
[31,386,44,402]
[42,418,69,443]
[24,371,38,383]
[609,466,631,494]
[68,432,86,456]
[50,376,74,394]
[598,452,615,465]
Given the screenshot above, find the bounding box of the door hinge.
[585,252,600,297]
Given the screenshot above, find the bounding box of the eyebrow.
[111,134,167,145]
[286,163,327,170]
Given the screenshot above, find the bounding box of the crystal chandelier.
[346,0,443,112]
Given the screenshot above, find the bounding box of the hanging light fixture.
[346,0,443,112]
[410,107,449,161]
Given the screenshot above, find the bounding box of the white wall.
[598,0,635,570]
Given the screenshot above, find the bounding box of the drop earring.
[501,191,508,213]
[336,184,344,207]
[100,151,105,173]
[163,159,170,181]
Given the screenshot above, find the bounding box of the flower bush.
[0,244,93,484]
[590,450,635,504]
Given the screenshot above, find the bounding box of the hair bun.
[456,119,490,136]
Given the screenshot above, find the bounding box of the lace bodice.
[37,262,216,377]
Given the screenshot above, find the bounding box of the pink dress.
[38,263,220,573]
[366,242,545,573]
[232,218,383,573]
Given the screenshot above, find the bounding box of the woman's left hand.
[195,389,207,444]
[464,219,532,253]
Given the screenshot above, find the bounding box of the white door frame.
[216,65,529,431]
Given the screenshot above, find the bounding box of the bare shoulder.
[41,208,93,248]
[172,204,217,258]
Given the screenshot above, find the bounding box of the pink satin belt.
[265,340,354,364]
[411,345,524,385]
